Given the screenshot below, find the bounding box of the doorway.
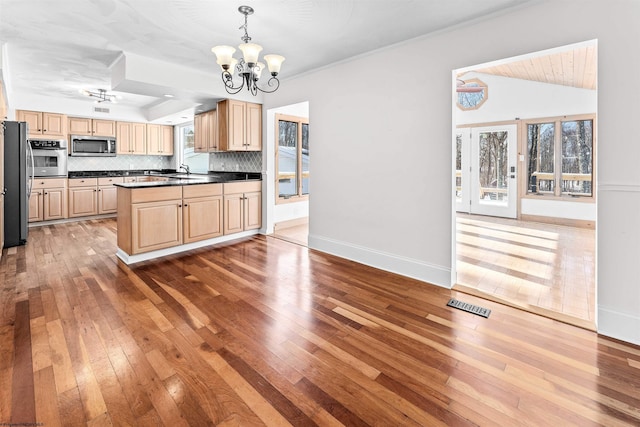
[452,40,597,328]
[456,124,518,219]
[266,101,310,247]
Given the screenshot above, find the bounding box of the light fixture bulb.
[239,43,262,65]
[211,45,236,68]
[263,54,285,76]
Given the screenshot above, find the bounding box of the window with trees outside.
[526,115,594,197]
[276,114,309,203]
[178,122,208,173]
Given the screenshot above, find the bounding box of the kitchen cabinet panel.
[68,186,98,217]
[98,177,123,214]
[93,119,116,137]
[29,178,68,222]
[147,124,174,155]
[131,200,183,254]
[183,196,223,243]
[44,187,67,220]
[194,110,217,152]
[17,110,67,138]
[223,181,261,235]
[116,121,146,155]
[217,100,262,151]
[69,117,115,137]
[28,190,43,222]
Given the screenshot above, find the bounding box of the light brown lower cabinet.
[118,183,225,255]
[29,178,68,222]
[132,198,183,254]
[182,184,223,243]
[68,178,98,217]
[98,177,123,214]
[223,181,262,235]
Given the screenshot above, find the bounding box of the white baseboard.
[308,234,451,288]
[598,306,640,346]
[116,230,260,265]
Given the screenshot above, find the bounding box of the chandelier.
[80,88,118,103]
[211,6,285,96]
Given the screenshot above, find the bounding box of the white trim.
[598,306,640,346]
[116,230,260,265]
[598,184,640,193]
[308,235,451,288]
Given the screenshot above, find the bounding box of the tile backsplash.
[67,155,174,171]
[67,151,262,173]
[209,151,262,172]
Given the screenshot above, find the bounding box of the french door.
[456,124,517,218]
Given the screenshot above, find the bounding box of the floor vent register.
[447,298,491,318]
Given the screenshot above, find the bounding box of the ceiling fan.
[456,78,484,93]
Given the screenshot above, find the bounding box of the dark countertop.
[87,170,264,189]
[68,169,261,179]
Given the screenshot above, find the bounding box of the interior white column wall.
[262,0,640,345]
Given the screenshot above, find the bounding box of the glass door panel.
[470,125,517,218]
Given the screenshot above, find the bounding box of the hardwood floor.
[1,218,639,426]
[456,214,595,329]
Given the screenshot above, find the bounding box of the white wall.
[262,0,640,345]
[456,71,597,124]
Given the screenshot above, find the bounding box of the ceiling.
[474,44,597,90]
[0,0,535,122]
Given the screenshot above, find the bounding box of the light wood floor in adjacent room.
[455,214,595,329]
[2,218,638,426]
[272,222,309,246]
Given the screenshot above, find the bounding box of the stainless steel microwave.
[70,134,117,156]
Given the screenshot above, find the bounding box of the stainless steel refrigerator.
[3,121,33,247]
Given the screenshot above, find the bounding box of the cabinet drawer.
[98,176,124,185]
[68,177,98,187]
[123,176,139,183]
[32,178,67,189]
[183,183,223,199]
[223,181,261,195]
[131,186,182,203]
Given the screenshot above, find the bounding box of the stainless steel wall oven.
[29,139,68,177]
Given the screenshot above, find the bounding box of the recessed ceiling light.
[164,94,174,98]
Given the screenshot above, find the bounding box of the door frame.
[456,120,521,219]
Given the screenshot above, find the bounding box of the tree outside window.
[526,116,594,197]
[276,114,309,202]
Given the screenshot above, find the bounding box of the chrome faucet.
[179,164,190,174]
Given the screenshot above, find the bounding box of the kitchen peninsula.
[115,172,262,264]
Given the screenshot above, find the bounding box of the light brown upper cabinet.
[17,110,67,138]
[217,100,262,151]
[194,110,218,152]
[116,121,147,155]
[68,117,116,137]
[147,124,174,156]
